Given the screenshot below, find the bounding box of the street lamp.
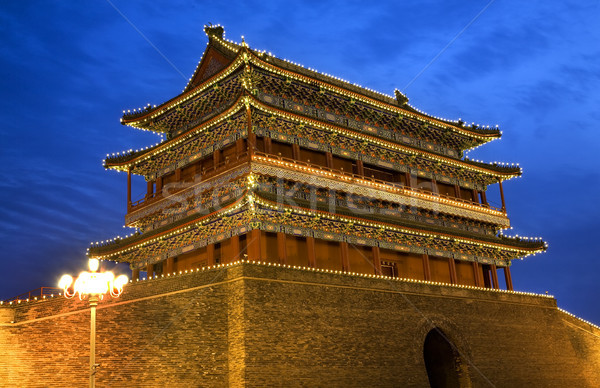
[59,259,128,388]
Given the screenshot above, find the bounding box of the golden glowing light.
[59,259,128,300]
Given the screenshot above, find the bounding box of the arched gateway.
[423,328,471,388]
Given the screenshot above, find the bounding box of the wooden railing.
[251,152,503,213]
[129,152,250,210]
[129,149,502,215]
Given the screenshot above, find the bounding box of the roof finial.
[394,89,409,106]
[204,24,224,40]
[241,35,248,47]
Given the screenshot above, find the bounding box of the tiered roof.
[88,186,544,265]
[107,94,520,184]
[91,25,546,266]
[116,26,505,164]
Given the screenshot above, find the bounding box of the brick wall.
[0,262,598,387]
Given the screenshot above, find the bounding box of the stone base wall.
[0,262,598,387]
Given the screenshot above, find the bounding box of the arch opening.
[423,328,471,388]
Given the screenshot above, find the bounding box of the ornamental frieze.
[118,208,253,265]
[251,110,491,188]
[122,204,510,269]
[144,71,244,135]
[132,111,248,178]
[250,161,509,227]
[254,175,497,237]
[106,195,524,268]
[126,166,250,228]
[254,205,514,264]
[252,68,478,152]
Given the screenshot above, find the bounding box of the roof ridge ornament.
[204,23,224,40]
[394,89,409,106]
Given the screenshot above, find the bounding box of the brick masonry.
[0,262,598,387]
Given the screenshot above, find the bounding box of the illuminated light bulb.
[58,274,74,290]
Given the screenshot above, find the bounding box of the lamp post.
[59,259,128,388]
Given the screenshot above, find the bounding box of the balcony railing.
[251,152,503,214]
[128,149,503,216]
[129,152,250,211]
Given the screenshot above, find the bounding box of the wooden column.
[132,268,140,281]
[246,104,254,157]
[491,264,499,289]
[471,189,479,203]
[248,133,257,155]
[231,235,240,262]
[156,176,163,197]
[146,180,154,199]
[277,232,287,264]
[207,244,215,266]
[264,137,273,154]
[213,149,221,169]
[498,179,506,211]
[175,168,181,182]
[372,246,382,275]
[431,178,438,194]
[189,164,197,182]
[127,167,132,210]
[480,190,488,206]
[472,261,481,287]
[340,241,350,272]
[236,138,246,156]
[146,263,153,279]
[482,266,491,288]
[422,253,431,281]
[356,159,365,176]
[247,229,261,261]
[504,266,514,291]
[405,172,412,188]
[454,184,461,198]
[448,258,457,284]
[292,143,300,160]
[325,152,334,169]
[479,263,486,287]
[307,236,316,268]
[165,257,174,274]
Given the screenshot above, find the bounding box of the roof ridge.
[190,25,502,138]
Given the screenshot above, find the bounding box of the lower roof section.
[88,189,545,269]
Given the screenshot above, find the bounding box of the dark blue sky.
[1,1,599,323]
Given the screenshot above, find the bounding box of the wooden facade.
[89,25,546,292]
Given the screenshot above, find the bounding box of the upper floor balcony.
[123,140,508,232]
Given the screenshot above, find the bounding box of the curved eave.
[254,194,546,257]
[467,159,522,177]
[244,49,501,144]
[87,187,545,260]
[104,143,163,170]
[88,193,248,258]
[122,31,501,143]
[107,92,521,181]
[105,94,249,173]
[248,95,520,181]
[120,47,247,129]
